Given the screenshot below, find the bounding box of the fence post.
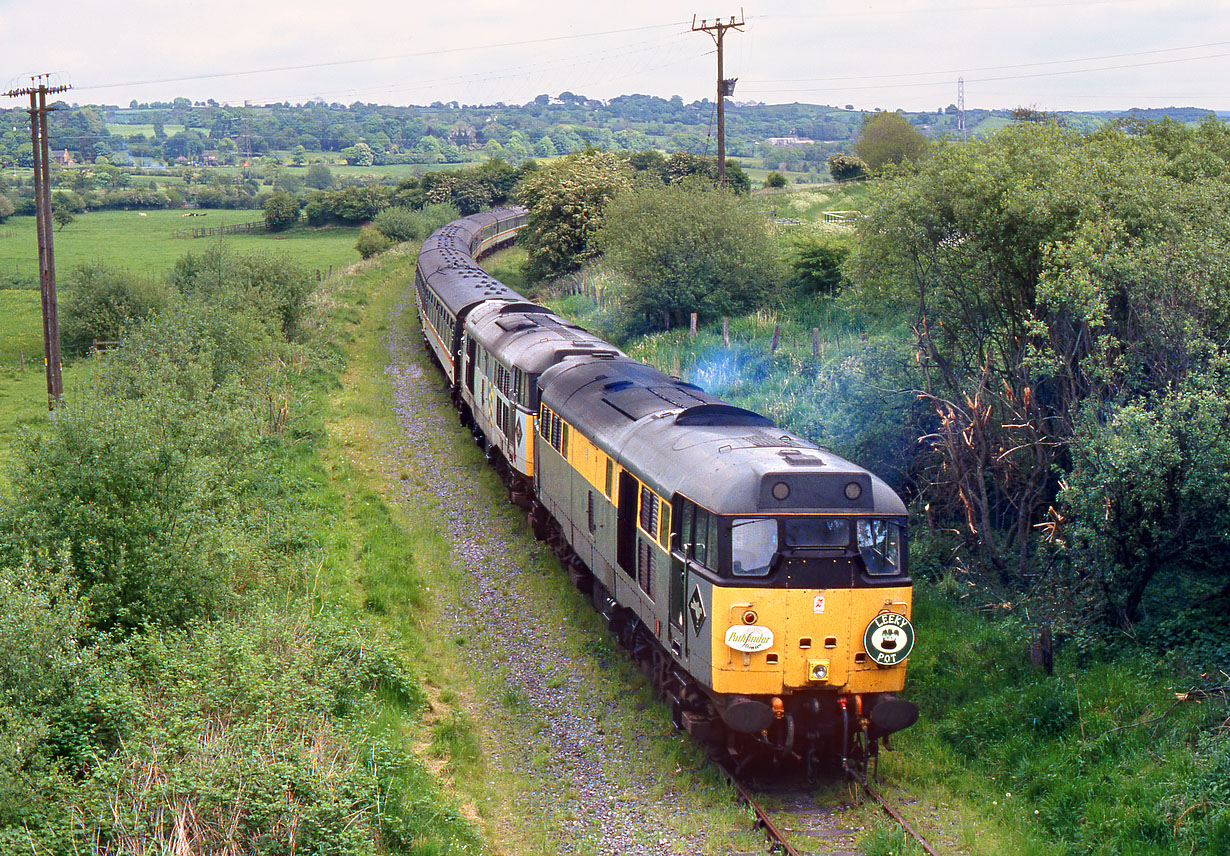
[18,349,24,372]
[722,317,730,348]
[812,328,820,358]
[690,313,698,339]
[770,324,780,353]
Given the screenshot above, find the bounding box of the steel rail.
[725,771,805,856]
[845,764,942,856]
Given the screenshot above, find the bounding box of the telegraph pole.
[692,12,744,185]
[5,75,70,416]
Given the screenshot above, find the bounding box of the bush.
[788,232,851,297]
[0,194,13,222]
[596,177,784,328]
[764,170,787,188]
[262,190,300,232]
[420,200,461,233]
[827,153,868,181]
[372,205,427,243]
[356,226,391,259]
[169,246,313,341]
[60,262,170,351]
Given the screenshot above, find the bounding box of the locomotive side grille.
[637,540,655,597]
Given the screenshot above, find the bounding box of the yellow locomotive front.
[670,465,918,769]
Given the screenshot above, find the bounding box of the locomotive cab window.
[784,518,850,549]
[731,518,777,577]
[857,519,903,576]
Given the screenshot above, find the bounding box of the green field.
[104,123,186,137]
[0,210,362,284]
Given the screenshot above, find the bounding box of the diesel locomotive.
[414,206,918,772]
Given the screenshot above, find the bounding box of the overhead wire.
[72,21,693,95]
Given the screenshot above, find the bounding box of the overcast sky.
[3,0,1229,112]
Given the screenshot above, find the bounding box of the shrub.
[372,205,427,243]
[0,194,13,222]
[764,170,787,188]
[596,177,784,328]
[60,262,170,351]
[169,246,313,341]
[356,226,391,259]
[827,153,869,181]
[262,190,301,232]
[420,200,461,233]
[788,232,851,297]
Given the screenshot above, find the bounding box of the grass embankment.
[0,248,483,852]
[0,211,360,288]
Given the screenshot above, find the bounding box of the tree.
[52,208,75,231]
[341,142,374,166]
[305,162,334,189]
[263,191,300,232]
[853,112,928,171]
[848,122,1230,585]
[597,178,784,328]
[764,170,787,188]
[515,150,632,281]
[0,195,13,223]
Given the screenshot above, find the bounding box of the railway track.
[724,765,941,856]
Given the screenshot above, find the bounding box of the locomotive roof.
[465,302,623,375]
[540,355,905,518]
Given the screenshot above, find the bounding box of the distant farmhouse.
[764,135,814,147]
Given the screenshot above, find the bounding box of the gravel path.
[383,299,693,855]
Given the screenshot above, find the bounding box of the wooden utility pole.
[5,75,70,416]
[692,12,744,185]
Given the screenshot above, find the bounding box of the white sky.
[2,0,1228,112]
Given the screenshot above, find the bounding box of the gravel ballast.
[383,299,710,855]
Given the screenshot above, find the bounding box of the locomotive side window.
[693,509,710,565]
[604,458,614,498]
[679,502,694,557]
[731,518,777,576]
[658,502,671,549]
[784,518,850,548]
[857,519,902,575]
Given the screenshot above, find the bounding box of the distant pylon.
[957,77,966,141]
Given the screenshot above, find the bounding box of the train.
[414,205,918,774]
